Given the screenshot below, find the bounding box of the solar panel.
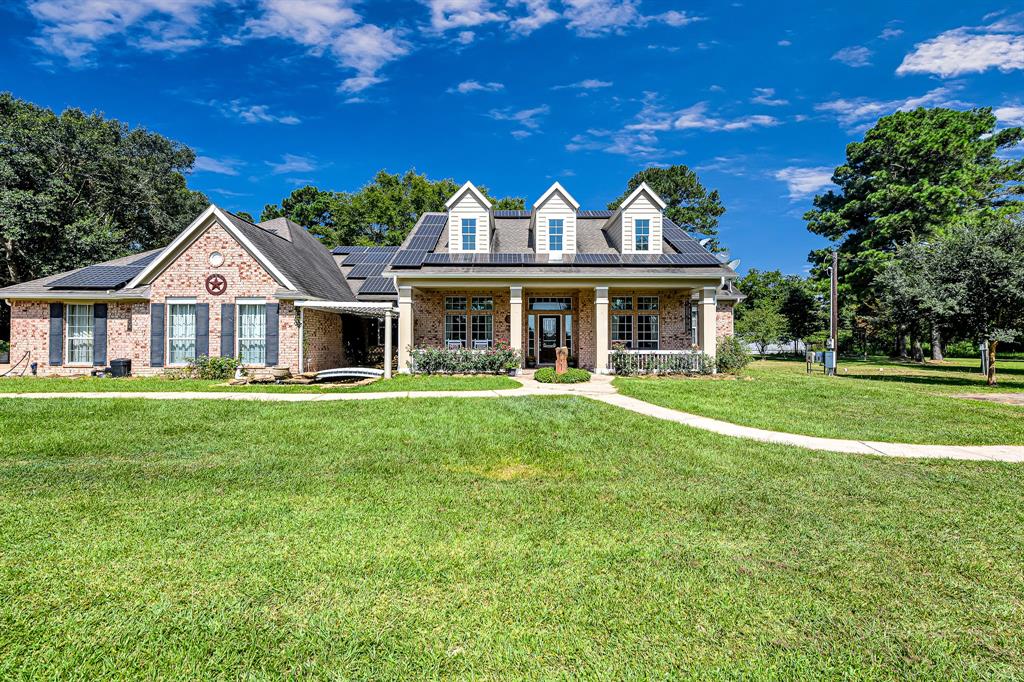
[49,265,145,289]
[424,253,449,264]
[407,234,439,251]
[359,276,397,295]
[347,262,386,279]
[391,250,428,268]
[333,245,367,255]
[494,210,531,218]
[575,253,619,265]
[579,210,613,218]
[130,252,160,266]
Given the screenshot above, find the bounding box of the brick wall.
[5,220,332,377]
[716,302,734,340]
[302,308,343,373]
[412,289,511,348]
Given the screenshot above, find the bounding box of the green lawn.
[615,358,1024,446]
[1,396,1023,678]
[0,373,520,394]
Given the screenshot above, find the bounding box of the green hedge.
[534,367,591,383]
[410,343,521,374]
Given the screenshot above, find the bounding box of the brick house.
[0,181,742,378]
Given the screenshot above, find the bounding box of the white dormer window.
[548,219,563,251]
[635,219,650,251]
[461,218,477,251]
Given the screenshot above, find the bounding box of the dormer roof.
[533,181,580,210]
[445,181,492,209]
[616,181,667,212]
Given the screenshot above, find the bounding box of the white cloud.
[244,1,408,93]
[777,39,792,47]
[28,0,217,62]
[216,100,301,125]
[510,130,532,139]
[656,10,703,27]
[489,105,550,130]
[879,27,904,40]
[332,24,410,92]
[457,30,475,43]
[565,127,662,158]
[192,156,242,175]
[994,104,1024,126]
[508,0,559,35]
[552,78,613,90]
[449,80,504,93]
[425,0,507,32]
[774,167,835,200]
[635,101,780,132]
[563,0,642,36]
[831,45,873,67]
[244,0,358,45]
[775,167,834,199]
[750,87,789,106]
[816,86,966,130]
[897,19,1024,77]
[267,154,317,175]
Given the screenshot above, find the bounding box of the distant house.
[0,180,742,377]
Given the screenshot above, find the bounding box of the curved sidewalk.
[1,377,1022,463]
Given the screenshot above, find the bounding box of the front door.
[539,315,561,364]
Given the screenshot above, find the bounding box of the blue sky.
[2,1,1023,275]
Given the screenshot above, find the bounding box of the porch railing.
[610,349,712,375]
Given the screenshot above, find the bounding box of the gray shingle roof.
[220,211,356,302]
[0,249,162,299]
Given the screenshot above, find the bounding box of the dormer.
[446,181,492,254]
[532,181,579,259]
[604,182,667,254]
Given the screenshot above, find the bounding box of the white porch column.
[383,308,393,379]
[397,285,413,373]
[698,285,718,363]
[595,286,609,374]
[509,285,523,370]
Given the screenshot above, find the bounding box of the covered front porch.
[395,279,726,374]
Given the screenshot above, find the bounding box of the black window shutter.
[93,303,107,366]
[48,303,63,366]
[196,303,209,358]
[150,303,165,367]
[220,303,235,358]
[265,302,279,367]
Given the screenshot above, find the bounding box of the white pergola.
[294,300,398,378]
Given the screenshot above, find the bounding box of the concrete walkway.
[2,374,1022,463]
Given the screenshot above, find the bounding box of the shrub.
[715,335,752,374]
[610,345,715,376]
[944,340,980,358]
[0,340,9,354]
[410,341,521,374]
[178,355,241,380]
[535,367,591,383]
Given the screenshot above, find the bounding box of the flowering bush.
[409,341,521,374]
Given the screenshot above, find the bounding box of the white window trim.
[461,218,477,251]
[635,219,651,252]
[166,300,197,367]
[548,218,564,254]
[65,303,94,367]
[236,301,268,367]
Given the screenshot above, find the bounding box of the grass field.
[0,373,520,393]
[615,357,1024,446]
[1,396,1022,678]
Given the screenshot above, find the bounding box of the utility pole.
[829,249,839,374]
